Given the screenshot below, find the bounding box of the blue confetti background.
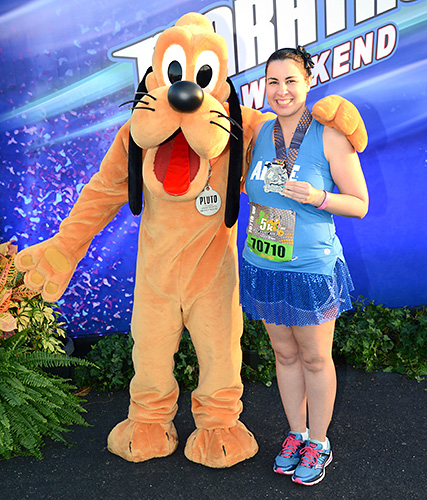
[1,0,426,337]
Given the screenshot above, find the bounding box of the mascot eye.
[162,44,186,86]
[194,50,220,94]
[168,61,183,83]
[196,65,213,89]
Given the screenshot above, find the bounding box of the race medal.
[196,186,221,216]
[263,158,288,195]
[247,202,295,262]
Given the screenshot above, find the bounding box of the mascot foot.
[184,421,258,468]
[107,419,178,462]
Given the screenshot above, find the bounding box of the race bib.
[247,202,295,262]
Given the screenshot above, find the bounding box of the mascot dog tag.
[196,186,221,216]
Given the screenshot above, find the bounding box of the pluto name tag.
[196,186,221,216]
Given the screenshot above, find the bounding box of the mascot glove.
[312,95,368,152]
[15,237,78,303]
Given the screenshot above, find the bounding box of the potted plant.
[0,240,92,459]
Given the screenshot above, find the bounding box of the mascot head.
[126,12,243,228]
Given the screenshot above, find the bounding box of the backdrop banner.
[1,0,426,336]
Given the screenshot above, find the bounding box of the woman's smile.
[275,97,293,107]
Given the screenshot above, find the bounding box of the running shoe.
[273,431,306,475]
[292,438,333,486]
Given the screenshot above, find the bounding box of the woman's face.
[265,58,311,120]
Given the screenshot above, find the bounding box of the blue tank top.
[243,118,345,276]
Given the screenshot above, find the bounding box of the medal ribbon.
[273,107,312,177]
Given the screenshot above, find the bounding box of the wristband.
[316,190,331,210]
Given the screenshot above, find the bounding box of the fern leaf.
[7,403,45,458]
[0,381,27,407]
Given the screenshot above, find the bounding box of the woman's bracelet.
[316,190,331,210]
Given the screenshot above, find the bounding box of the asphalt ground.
[1,363,426,500]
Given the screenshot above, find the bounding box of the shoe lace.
[280,435,303,458]
[299,444,320,467]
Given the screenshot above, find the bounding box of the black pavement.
[1,364,426,500]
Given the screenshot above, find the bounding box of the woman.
[240,47,368,486]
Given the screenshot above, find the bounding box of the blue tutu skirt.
[240,258,354,327]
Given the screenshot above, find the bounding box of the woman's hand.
[281,181,325,207]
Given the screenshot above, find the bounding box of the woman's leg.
[264,322,307,433]
[292,320,336,442]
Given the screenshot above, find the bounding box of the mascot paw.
[184,421,258,468]
[15,240,76,302]
[107,419,178,462]
[312,95,368,152]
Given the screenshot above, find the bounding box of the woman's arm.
[282,126,369,218]
[323,126,368,218]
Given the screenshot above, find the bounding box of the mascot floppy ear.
[128,67,153,216]
[224,77,243,229]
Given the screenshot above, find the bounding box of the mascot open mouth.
[154,129,200,196]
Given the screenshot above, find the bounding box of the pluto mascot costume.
[15,12,367,467]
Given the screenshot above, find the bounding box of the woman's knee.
[299,351,332,373]
[274,346,300,367]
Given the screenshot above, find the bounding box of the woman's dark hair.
[265,46,314,79]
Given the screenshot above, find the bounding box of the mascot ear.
[224,77,243,229]
[128,67,153,216]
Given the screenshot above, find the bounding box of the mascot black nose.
[168,81,204,113]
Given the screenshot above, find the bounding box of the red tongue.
[161,132,191,196]
[154,131,200,196]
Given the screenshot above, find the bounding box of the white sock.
[321,438,329,449]
[301,428,309,441]
[316,437,329,450]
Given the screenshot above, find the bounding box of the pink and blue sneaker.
[273,431,306,475]
[292,438,333,486]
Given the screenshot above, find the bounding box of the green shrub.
[241,313,276,387]
[174,330,199,391]
[74,334,134,391]
[334,297,427,381]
